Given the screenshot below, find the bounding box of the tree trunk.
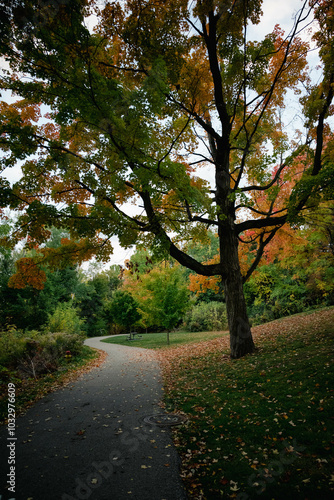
[220,220,255,359]
[224,268,255,359]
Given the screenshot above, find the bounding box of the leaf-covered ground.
[158,308,334,499]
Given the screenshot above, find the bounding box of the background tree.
[160,277,190,345]
[124,262,190,341]
[0,224,83,329]
[75,267,121,336]
[46,301,84,335]
[107,290,141,331]
[0,0,333,357]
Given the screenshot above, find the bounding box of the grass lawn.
[156,308,334,500]
[101,329,228,349]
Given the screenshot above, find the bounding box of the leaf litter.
[157,308,334,499]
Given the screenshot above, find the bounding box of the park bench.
[126,331,143,341]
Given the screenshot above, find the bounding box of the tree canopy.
[107,290,141,330]
[0,0,333,357]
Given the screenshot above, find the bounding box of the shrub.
[46,302,84,335]
[184,302,228,332]
[40,332,85,356]
[0,326,27,367]
[0,326,85,378]
[19,332,85,378]
[244,264,314,325]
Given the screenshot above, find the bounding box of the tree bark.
[224,269,255,359]
[215,135,255,359]
[221,228,255,359]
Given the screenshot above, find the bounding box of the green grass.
[101,329,228,349]
[162,308,334,500]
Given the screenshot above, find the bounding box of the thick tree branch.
[240,161,288,192]
[293,71,334,213]
[166,93,221,142]
[235,205,288,217]
[312,73,334,177]
[234,2,310,150]
[139,190,224,277]
[73,179,146,229]
[98,61,147,74]
[236,215,287,234]
[202,13,231,136]
[169,241,223,277]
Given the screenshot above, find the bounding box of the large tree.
[0,0,333,357]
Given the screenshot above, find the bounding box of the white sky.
[251,0,305,37]
[0,0,320,267]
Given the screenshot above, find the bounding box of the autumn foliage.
[0,0,333,357]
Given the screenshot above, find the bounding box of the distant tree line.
[1,213,333,338]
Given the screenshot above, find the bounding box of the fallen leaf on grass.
[220,478,229,485]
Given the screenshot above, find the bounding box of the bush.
[184,302,228,332]
[244,264,314,325]
[46,302,84,335]
[0,326,27,367]
[40,332,85,356]
[20,332,85,377]
[0,326,85,378]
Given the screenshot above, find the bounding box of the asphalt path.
[0,337,187,500]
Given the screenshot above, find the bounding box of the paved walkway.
[0,337,187,500]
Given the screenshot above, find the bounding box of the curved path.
[0,337,187,500]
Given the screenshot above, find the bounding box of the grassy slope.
[157,308,334,500]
